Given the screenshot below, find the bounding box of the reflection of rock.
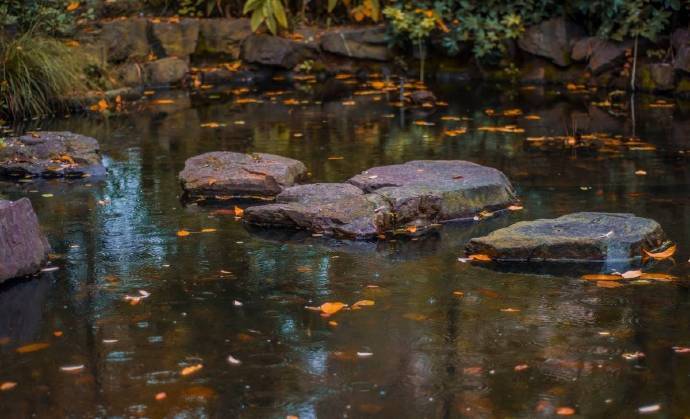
[179,152,308,201]
[320,26,389,61]
[0,199,50,283]
[409,90,437,105]
[636,62,675,91]
[466,212,667,262]
[0,131,106,179]
[0,275,51,347]
[518,18,584,67]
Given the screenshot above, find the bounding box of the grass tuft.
[1,31,86,119]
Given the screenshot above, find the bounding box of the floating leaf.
[201,228,217,233]
[556,407,575,416]
[177,230,191,237]
[155,392,167,401]
[0,382,17,391]
[227,355,242,365]
[622,351,645,360]
[468,254,491,262]
[352,300,375,309]
[66,2,80,11]
[16,342,50,354]
[234,206,244,217]
[581,274,622,281]
[639,272,678,282]
[60,364,84,373]
[621,270,642,279]
[638,404,661,414]
[643,244,676,260]
[672,346,690,354]
[181,363,203,376]
[320,302,346,315]
[514,364,529,371]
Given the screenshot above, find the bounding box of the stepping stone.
[179,151,307,201]
[348,160,518,225]
[0,198,51,283]
[245,161,518,239]
[0,131,106,179]
[244,183,386,239]
[466,212,668,262]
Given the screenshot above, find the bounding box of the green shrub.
[0,32,86,118]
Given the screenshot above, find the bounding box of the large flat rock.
[179,151,307,201]
[245,160,518,239]
[348,160,518,224]
[466,212,668,262]
[244,183,386,239]
[0,198,50,283]
[0,131,106,179]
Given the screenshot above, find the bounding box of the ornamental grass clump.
[1,31,85,119]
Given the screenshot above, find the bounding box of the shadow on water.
[2,79,690,417]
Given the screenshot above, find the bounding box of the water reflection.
[0,81,690,417]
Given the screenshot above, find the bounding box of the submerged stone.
[466,212,668,262]
[0,198,51,283]
[0,131,106,179]
[244,183,385,239]
[179,151,307,201]
[245,160,517,239]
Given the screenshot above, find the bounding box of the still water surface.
[2,79,690,417]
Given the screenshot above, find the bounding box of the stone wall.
[73,16,690,107]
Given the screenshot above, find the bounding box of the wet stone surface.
[0,131,106,179]
[466,212,668,262]
[0,198,50,282]
[245,160,518,239]
[179,151,308,201]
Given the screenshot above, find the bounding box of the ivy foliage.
[384,0,688,61]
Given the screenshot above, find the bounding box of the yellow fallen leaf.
[181,363,203,376]
[16,342,50,354]
[643,244,676,260]
[201,228,217,233]
[320,302,346,315]
[508,204,524,211]
[581,274,622,281]
[177,230,191,237]
[155,392,167,401]
[556,406,576,416]
[234,206,244,217]
[468,254,491,262]
[352,300,375,309]
[151,99,175,105]
[66,2,79,11]
[621,270,642,279]
[1,382,17,391]
[639,272,678,281]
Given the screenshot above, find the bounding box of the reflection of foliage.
[1,31,86,118]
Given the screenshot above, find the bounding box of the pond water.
[2,77,690,418]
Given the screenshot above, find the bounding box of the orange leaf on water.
[177,230,190,237]
[621,270,642,279]
[468,254,491,262]
[352,300,375,309]
[581,274,622,281]
[181,364,203,376]
[643,244,676,260]
[155,392,167,401]
[16,342,50,354]
[234,206,244,217]
[320,302,346,315]
[1,382,17,391]
[556,407,576,416]
[639,272,678,281]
